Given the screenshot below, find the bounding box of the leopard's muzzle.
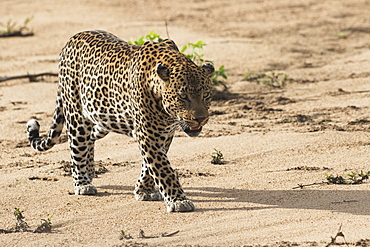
[181,116,209,137]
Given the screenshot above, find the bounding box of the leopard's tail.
[26,91,65,151]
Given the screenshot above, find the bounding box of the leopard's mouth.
[190,126,201,131]
[178,116,205,137]
[182,125,202,137]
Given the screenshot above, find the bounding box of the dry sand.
[1,0,370,246]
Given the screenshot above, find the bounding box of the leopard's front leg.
[134,162,163,201]
[135,138,195,212]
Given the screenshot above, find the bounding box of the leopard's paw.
[74,184,97,195]
[135,190,163,201]
[166,199,195,212]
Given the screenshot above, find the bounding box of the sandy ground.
[1,0,370,246]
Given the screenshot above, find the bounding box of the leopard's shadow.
[186,187,370,215]
[96,185,133,196]
[95,185,370,215]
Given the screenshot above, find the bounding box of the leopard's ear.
[157,63,170,81]
[202,63,215,77]
[161,39,179,52]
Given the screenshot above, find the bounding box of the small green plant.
[0,208,53,234]
[129,32,227,89]
[244,71,289,88]
[119,230,133,240]
[13,208,29,232]
[0,17,34,37]
[128,31,163,45]
[325,171,370,185]
[180,41,209,65]
[33,216,53,233]
[211,65,227,89]
[337,32,347,39]
[211,148,225,165]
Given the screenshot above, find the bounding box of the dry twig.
[162,230,180,237]
[138,229,180,239]
[0,72,58,83]
[326,224,348,247]
[292,182,327,189]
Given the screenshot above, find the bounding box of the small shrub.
[0,208,52,234]
[337,32,347,39]
[211,65,227,89]
[244,71,289,88]
[128,31,163,45]
[0,17,34,37]
[180,41,210,65]
[34,216,53,233]
[119,230,133,240]
[13,208,29,232]
[211,148,225,165]
[325,171,370,185]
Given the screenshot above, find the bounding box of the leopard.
[26,30,214,212]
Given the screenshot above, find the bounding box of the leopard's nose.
[194,116,208,125]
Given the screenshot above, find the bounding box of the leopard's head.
[157,56,215,137]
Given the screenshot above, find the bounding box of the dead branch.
[162,230,180,237]
[292,182,327,189]
[0,72,58,83]
[0,229,14,234]
[137,229,180,239]
[165,19,170,39]
[325,224,349,247]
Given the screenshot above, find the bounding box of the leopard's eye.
[178,93,189,101]
[203,91,211,99]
